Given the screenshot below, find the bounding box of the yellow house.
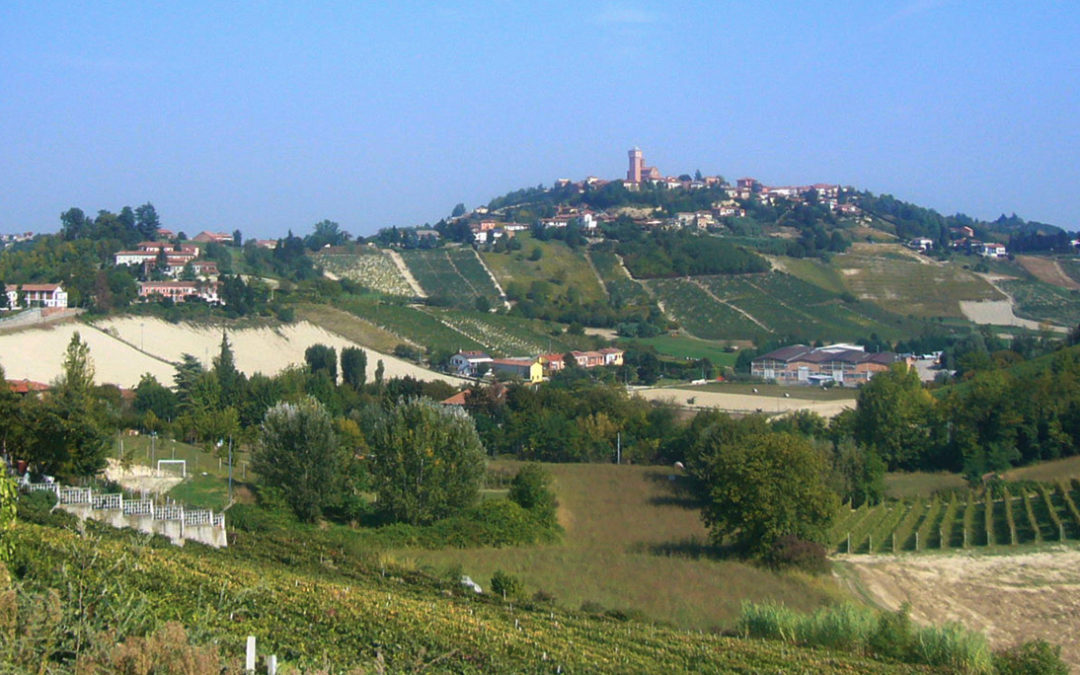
[490,358,544,383]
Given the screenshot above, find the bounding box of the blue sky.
[1,2,1077,238]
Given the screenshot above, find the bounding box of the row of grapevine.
[832,481,1080,554]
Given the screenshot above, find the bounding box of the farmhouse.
[5,283,68,309]
[489,358,544,383]
[980,242,1008,258]
[192,231,234,244]
[449,350,493,377]
[750,344,900,386]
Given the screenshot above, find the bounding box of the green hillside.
[314,247,414,296]
[480,233,607,303]
[9,519,919,673]
[831,244,1002,318]
[401,247,503,307]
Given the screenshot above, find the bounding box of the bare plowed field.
[839,548,1080,669]
[1017,255,1080,290]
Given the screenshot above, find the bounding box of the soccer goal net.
[157,459,187,478]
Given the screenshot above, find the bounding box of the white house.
[5,283,68,309]
[981,243,1008,258]
[449,350,493,376]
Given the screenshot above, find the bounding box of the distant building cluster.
[0,232,34,247]
[750,343,905,387]
[448,348,624,382]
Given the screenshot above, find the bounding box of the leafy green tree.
[252,397,342,522]
[212,332,245,402]
[375,359,385,385]
[508,463,556,525]
[853,364,936,470]
[693,431,838,555]
[304,343,337,380]
[27,332,109,478]
[173,354,205,416]
[451,203,467,218]
[368,398,485,525]
[133,373,177,421]
[0,469,15,568]
[340,346,367,388]
[134,202,161,241]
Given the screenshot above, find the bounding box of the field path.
[469,248,512,309]
[614,253,675,322]
[1017,255,1080,290]
[386,250,427,298]
[688,279,772,332]
[582,250,610,299]
[838,549,1080,670]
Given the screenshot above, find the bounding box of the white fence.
[20,480,226,532]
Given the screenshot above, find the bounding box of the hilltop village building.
[750,344,902,387]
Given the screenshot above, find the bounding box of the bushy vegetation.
[737,600,1067,674]
[617,230,769,279]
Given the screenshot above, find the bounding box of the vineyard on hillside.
[429,308,572,357]
[333,298,484,354]
[589,249,655,311]
[650,278,765,340]
[401,248,502,307]
[314,248,415,296]
[7,522,914,673]
[830,480,1080,554]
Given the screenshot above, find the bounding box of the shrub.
[508,463,557,526]
[868,604,916,661]
[16,490,57,522]
[993,640,1069,675]
[490,570,523,599]
[766,535,830,574]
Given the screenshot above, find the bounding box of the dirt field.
[1017,255,1080,291]
[959,299,1049,330]
[838,548,1080,669]
[635,386,855,417]
[0,317,469,388]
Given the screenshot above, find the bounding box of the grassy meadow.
[388,462,844,630]
[480,233,607,303]
[622,334,739,367]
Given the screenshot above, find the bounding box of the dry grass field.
[833,243,1002,318]
[390,462,844,630]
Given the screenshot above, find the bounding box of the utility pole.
[616,431,621,465]
[228,435,234,502]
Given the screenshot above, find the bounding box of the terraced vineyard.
[832,243,1001,318]
[651,278,766,340]
[333,298,484,354]
[829,480,1080,554]
[998,277,1080,327]
[314,248,415,296]
[589,249,655,312]
[430,308,571,357]
[698,273,916,341]
[650,272,916,342]
[401,248,502,307]
[10,521,917,673]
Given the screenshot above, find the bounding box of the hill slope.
[8,520,917,673]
